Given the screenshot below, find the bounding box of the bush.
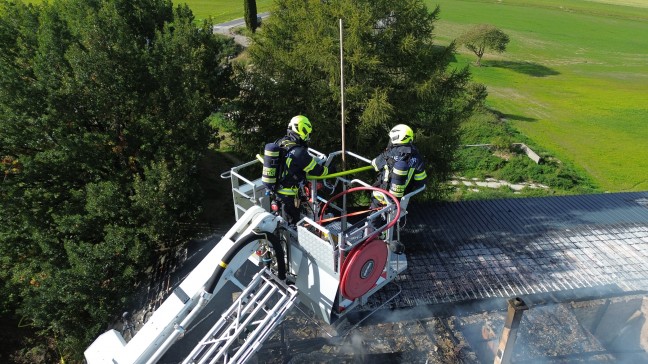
[497,157,532,183]
[454,147,504,178]
[451,109,600,198]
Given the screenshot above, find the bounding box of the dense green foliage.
[222,0,481,198]
[0,0,237,360]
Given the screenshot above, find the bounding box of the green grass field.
[22,0,274,23]
[428,0,648,192]
[177,0,273,23]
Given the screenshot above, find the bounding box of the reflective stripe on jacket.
[371,144,426,200]
[275,135,328,195]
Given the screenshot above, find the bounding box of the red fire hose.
[318,186,401,242]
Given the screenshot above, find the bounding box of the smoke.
[338,332,368,358]
[276,289,648,363]
[342,293,648,363]
[453,294,648,363]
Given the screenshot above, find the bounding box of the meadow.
[185,0,273,23]
[429,0,648,192]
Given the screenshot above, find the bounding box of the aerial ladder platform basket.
[85,149,423,363]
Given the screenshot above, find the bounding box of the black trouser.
[369,196,405,253]
[277,193,300,225]
[369,196,387,230]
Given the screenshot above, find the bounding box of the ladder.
[182,268,299,364]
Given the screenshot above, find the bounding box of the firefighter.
[272,115,330,225]
[370,124,427,250]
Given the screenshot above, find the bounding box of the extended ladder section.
[183,268,299,364]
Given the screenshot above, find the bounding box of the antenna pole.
[339,18,346,164]
[339,18,347,231]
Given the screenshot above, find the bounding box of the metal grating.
[296,226,337,275]
[367,192,648,309]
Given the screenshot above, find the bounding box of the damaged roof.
[369,191,648,310]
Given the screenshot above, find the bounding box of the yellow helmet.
[288,115,312,141]
[389,124,414,145]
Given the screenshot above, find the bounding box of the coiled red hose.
[318,186,401,235]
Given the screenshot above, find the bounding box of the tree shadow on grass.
[486,60,560,77]
[501,113,537,122]
[492,109,537,123]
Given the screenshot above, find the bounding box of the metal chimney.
[494,297,529,364]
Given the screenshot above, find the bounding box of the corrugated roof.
[368,192,648,309]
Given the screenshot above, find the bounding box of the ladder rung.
[183,268,298,364]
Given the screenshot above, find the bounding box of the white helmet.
[288,115,312,141]
[389,124,414,145]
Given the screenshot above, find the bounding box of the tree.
[244,0,258,33]
[458,24,510,66]
[224,0,479,198]
[0,0,237,360]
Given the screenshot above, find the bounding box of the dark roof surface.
[368,192,648,310]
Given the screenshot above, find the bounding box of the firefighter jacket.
[371,144,427,201]
[275,134,329,196]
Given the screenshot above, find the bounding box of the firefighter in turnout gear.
[370,124,427,250]
[265,115,330,225]
[372,124,427,203]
